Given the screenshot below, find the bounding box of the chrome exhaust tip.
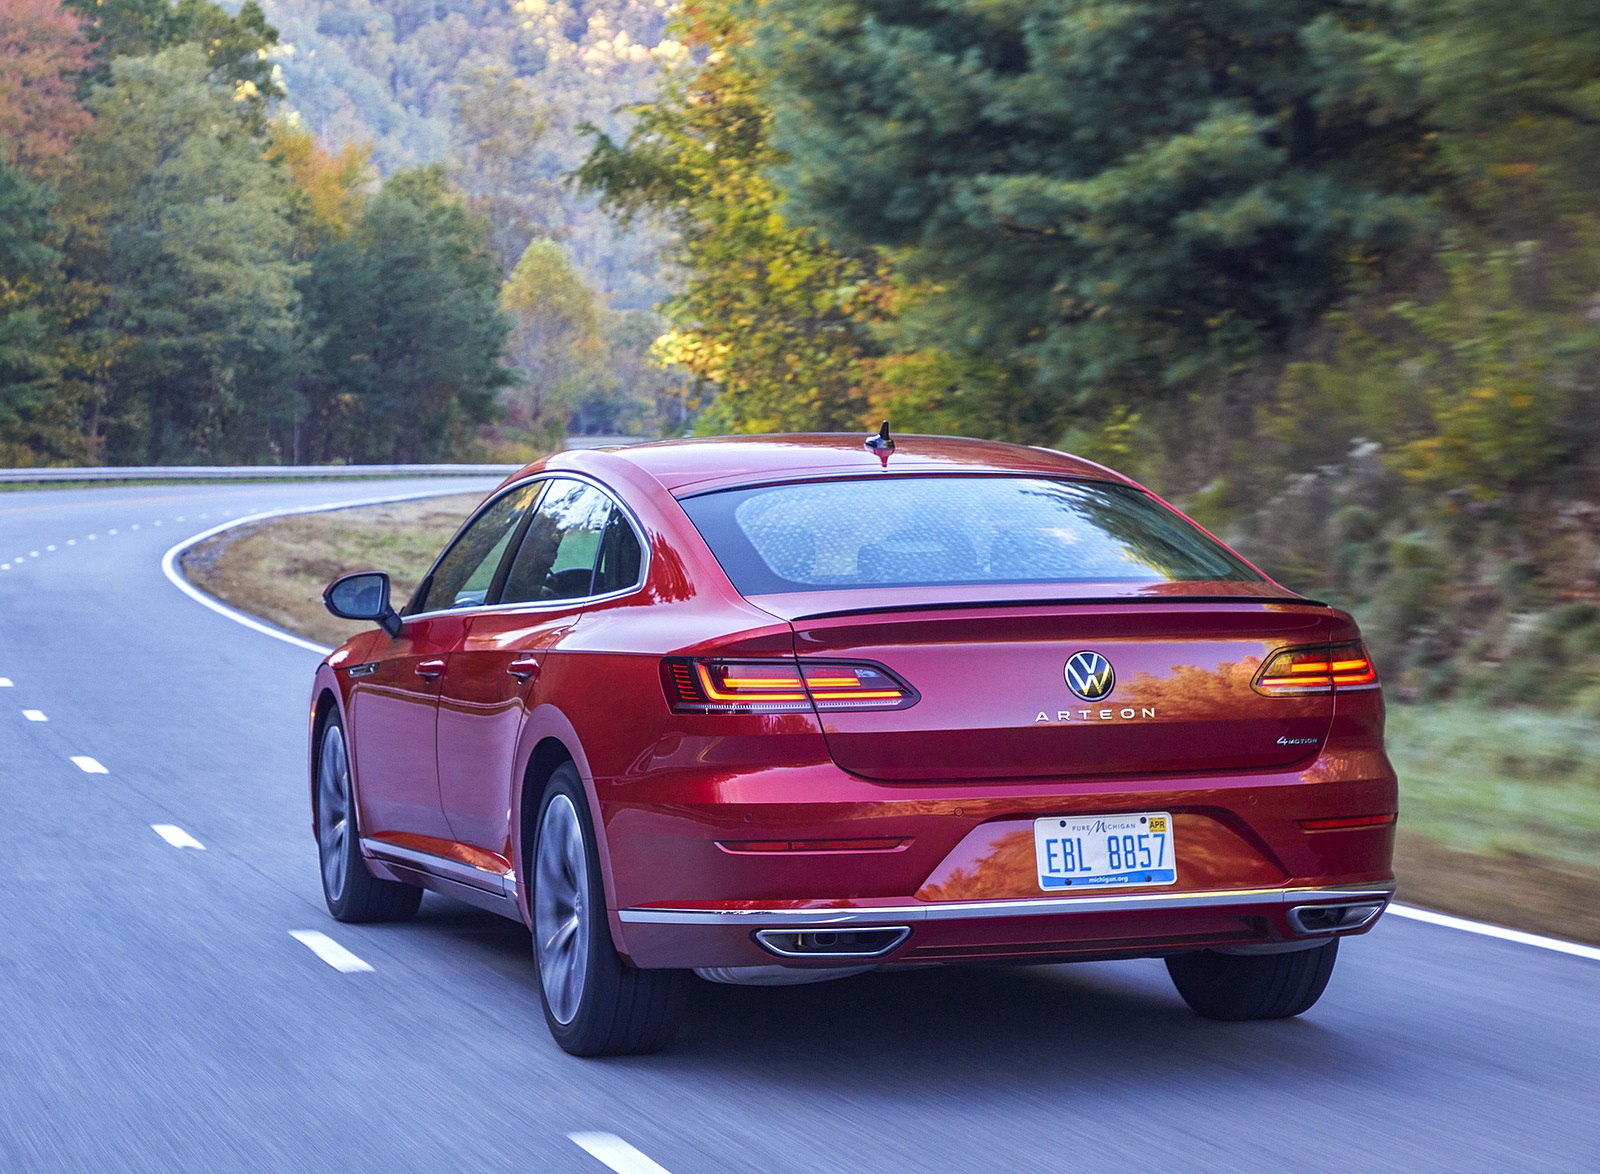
[1288,901,1386,936]
[754,926,911,959]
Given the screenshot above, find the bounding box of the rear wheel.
[316,714,422,923]
[532,763,686,1056]
[1165,940,1338,1021]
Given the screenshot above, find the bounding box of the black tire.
[531,763,687,1056]
[315,713,422,923]
[1165,939,1338,1021]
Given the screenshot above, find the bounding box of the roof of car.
[521,433,1137,496]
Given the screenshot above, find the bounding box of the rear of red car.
[604,454,1396,1017]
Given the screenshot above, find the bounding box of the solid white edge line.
[568,1133,673,1174]
[289,930,373,973]
[160,484,498,656]
[70,755,107,774]
[151,824,205,850]
[1386,903,1600,963]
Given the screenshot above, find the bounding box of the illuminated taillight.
[1254,641,1379,696]
[662,658,919,714]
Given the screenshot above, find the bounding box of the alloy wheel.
[316,724,351,903]
[534,793,591,1026]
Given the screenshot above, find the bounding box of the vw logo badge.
[1065,651,1116,702]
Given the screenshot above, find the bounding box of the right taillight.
[661,658,919,714]
[1254,641,1378,695]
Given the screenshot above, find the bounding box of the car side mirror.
[323,571,403,638]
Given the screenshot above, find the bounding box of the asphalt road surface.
[2,479,1597,1174]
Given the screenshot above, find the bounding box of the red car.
[311,432,1397,1055]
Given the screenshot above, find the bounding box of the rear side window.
[500,479,622,603]
[678,476,1260,595]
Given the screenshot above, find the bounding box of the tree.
[579,1,888,433]
[0,0,93,181]
[62,45,302,463]
[0,156,78,464]
[450,66,563,271]
[751,0,1435,428]
[499,238,605,447]
[65,0,285,126]
[300,165,512,463]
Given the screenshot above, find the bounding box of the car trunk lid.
[785,600,1335,782]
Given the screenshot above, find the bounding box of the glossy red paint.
[310,433,1397,983]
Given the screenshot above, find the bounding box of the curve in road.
[1,479,1596,1173]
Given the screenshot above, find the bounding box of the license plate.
[1034,812,1177,890]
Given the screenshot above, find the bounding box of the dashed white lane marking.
[70,756,108,774]
[1,564,9,571]
[130,524,140,530]
[87,534,96,540]
[107,529,117,535]
[1387,903,1600,963]
[152,520,162,526]
[151,824,205,850]
[66,539,75,546]
[45,544,55,551]
[568,1134,673,1174]
[0,678,12,687]
[22,710,46,722]
[289,930,373,973]
[28,550,38,557]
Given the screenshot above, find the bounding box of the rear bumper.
[615,882,1396,969]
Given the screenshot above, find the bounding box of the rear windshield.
[678,476,1261,595]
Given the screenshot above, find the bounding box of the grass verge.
[182,499,1600,946]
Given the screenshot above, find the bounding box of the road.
[1,479,1596,1173]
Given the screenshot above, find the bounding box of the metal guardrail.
[0,438,645,483]
[0,463,523,484]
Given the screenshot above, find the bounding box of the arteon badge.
[1064,651,1116,702]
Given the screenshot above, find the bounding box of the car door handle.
[415,658,446,679]
[507,656,541,683]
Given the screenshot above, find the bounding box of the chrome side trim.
[362,838,511,897]
[617,884,1397,927]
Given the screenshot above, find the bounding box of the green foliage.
[62,45,302,463]
[299,165,512,463]
[752,0,1436,427]
[499,238,603,449]
[579,1,887,433]
[67,0,285,124]
[0,156,75,464]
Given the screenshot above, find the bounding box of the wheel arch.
[512,707,626,953]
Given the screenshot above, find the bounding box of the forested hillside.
[0,0,684,467]
[584,0,1600,713]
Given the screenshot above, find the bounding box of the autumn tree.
[0,0,94,181]
[580,0,887,433]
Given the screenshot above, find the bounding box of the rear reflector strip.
[717,837,909,854]
[1297,814,1397,831]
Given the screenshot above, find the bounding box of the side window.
[500,480,615,604]
[415,483,542,613]
[592,509,644,595]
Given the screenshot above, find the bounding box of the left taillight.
[1253,641,1379,695]
[661,658,919,714]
